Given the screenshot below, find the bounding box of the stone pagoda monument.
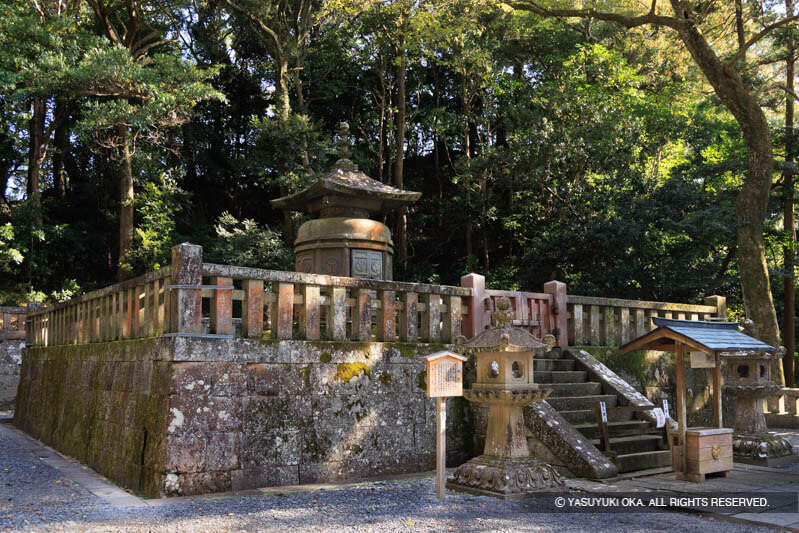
[448,297,564,499]
[271,123,420,280]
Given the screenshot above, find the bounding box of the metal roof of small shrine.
[270,159,421,213]
[619,317,776,354]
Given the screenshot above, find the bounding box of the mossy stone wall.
[0,340,24,410]
[14,337,472,497]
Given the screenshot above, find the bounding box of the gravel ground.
[0,429,780,533]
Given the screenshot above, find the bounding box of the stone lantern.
[447,297,564,499]
[271,123,420,280]
[721,342,793,464]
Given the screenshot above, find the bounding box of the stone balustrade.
[0,306,26,341]
[566,295,727,347]
[26,243,473,346]
[24,243,728,350]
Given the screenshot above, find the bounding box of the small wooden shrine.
[271,123,420,280]
[620,318,779,481]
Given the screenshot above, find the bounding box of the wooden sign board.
[422,351,468,398]
[690,351,715,369]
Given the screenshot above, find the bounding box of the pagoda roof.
[619,318,776,355]
[271,160,421,213]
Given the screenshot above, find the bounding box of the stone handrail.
[566,294,727,346]
[0,306,26,340]
[26,243,471,346]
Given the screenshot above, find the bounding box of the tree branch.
[726,13,799,67]
[507,0,682,30]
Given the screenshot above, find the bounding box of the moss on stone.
[579,345,648,390]
[418,370,427,391]
[335,363,370,383]
[347,444,363,456]
[378,372,392,386]
[300,365,312,388]
[319,352,332,363]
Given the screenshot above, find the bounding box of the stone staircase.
[533,349,671,474]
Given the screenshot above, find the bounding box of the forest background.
[2,1,799,379]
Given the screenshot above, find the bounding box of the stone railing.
[24,242,727,349]
[26,243,472,346]
[566,295,727,347]
[25,267,173,347]
[0,306,26,341]
[460,274,567,348]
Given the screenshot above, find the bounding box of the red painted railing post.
[461,273,486,339]
[544,280,568,348]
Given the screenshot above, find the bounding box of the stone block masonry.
[0,339,24,410]
[13,337,470,497]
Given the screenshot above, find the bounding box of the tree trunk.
[672,13,782,379]
[275,58,291,122]
[27,98,45,225]
[785,0,796,387]
[393,26,408,264]
[117,124,134,281]
[52,98,68,199]
[294,56,312,174]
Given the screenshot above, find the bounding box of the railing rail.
[566,294,726,347]
[0,306,26,341]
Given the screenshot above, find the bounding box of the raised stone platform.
[14,337,471,497]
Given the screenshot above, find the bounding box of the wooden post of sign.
[436,397,446,499]
[713,351,723,428]
[675,343,687,476]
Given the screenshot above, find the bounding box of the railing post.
[271,282,294,340]
[211,276,233,335]
[543,280,568,348]
[461,273,486,339]
[399,292,418,342]
[442,295,462,343]
[377,290,396,342]
[170,243,203,334]
[705,295,727,319]
[26,303,43,346]
[421,294,442,342]
[353,288,371,341]
[243,280,265,338]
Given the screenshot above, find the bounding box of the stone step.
[545,394,617,411]
[533,359,576,372]
[590,434,665,456]
[617,450,671,473]
[558,408,634,425]
[574,420,651,440]
[539,382,602,397]
[534,370,587,383]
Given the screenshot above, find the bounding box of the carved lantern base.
[447,456,564,500]
[732,433,796,466]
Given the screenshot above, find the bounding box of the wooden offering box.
[673,427,732,482]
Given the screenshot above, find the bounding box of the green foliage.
[0,222,22,272]
[205,212,293,270]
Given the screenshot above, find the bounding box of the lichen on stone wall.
[334,363,370,383]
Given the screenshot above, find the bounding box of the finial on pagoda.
[337,122,352,159]
[334,122,358,171]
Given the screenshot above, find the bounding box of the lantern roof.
[619,318,776,355]
[460,327,550,353]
